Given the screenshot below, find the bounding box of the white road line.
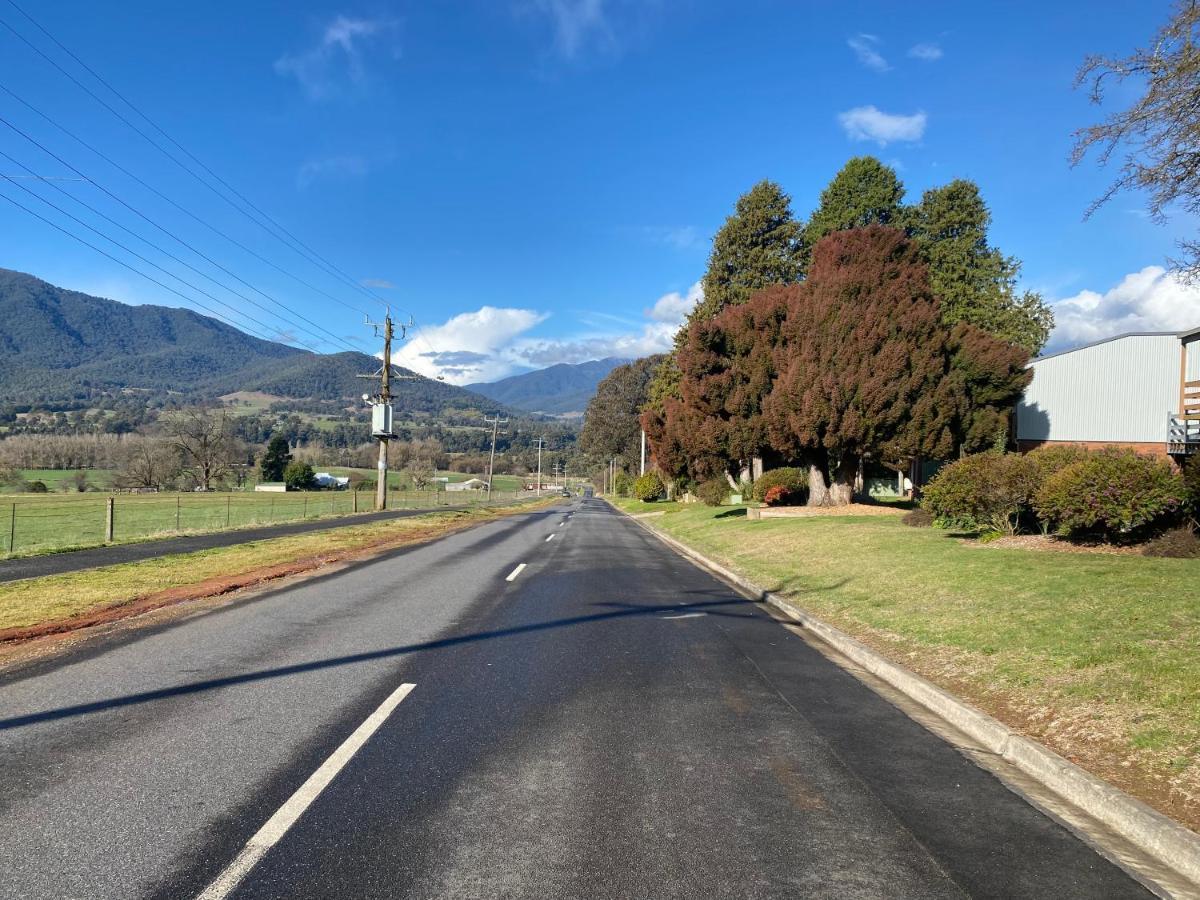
[662,613,706,620]
[558,522,564,527]
[505,563,527,581]
[545,533,556,542]
[195,682,416,900]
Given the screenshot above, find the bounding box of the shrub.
[283,461,317,491]
[1035,449,1185,538]
[633,471,665,502]
[26,480,48,493]
[901,508,933,527]
[921,451,1039,534]
[1142,527,1200,558]
[1027,444,1091,483]
[763,485,792,506]
[1183,455,1200,527]
[613,470,634,497]
[751,467,808,505]
[695,477,729,507]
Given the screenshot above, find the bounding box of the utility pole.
[533,438,546,496]
[485,415,508,501]
[358,310,414,510]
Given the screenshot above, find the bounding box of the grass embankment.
[0,499,553,640]
[612,497,1200,830]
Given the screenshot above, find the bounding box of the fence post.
[175,496,181,532]
[7,502,14,554]
[105,497,114,543]
[303,494,308,518]
[331,493,335,515]
[226,495,231,528]
[353,489,358,513]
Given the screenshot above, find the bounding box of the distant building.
[314,472,350,490]
[254,483,287,493]
[445,478,488,492]
[1015,327,1199,459]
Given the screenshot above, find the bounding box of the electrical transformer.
[371,402,394,437]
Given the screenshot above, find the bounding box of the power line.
[0,185,290,346]
[0,6,449,363]
[0,172,319,349]
[0,3,386,316]
[0,113,367,354]
[0,82,372,321]
[0,11,356,297]
[0,147,362,354]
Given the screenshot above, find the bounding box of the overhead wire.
[0,186,294,345]
[0,173,319,348]
[0,145,363,354]
[0,3,450,369]
[0,113,361,353]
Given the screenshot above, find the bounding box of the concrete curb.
[613,503,1200,892]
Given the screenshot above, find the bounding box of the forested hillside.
[0,269,510,416]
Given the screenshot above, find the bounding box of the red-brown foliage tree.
[763,226,1028,504]
[647,288,790,484]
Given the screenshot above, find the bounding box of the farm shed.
[1014,328,1200,459]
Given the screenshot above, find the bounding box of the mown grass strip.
[0,500,552,635]
[611,497,1200,829]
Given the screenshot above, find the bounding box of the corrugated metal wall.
[1015,334,1180,443]
[1187,338,1200,382]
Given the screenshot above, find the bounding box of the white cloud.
[847,34,889,72]
[394,307,548,383]
[397,282,703,384]
[907,42,943,61]
[275,15,399,100]
[1048,266,1200,350]
[529,0,614,60]
[361,277,396,290]
[838,105,926,146]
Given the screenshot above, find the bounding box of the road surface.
[0,502,480,584]
[0,499,1154,898]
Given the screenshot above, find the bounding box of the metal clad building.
[1015,332,1188,452]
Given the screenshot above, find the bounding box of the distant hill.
[0,268,512,416]
[468,357,629,415]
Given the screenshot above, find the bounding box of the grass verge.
[0,499,554,640]
[611,497,1200,831]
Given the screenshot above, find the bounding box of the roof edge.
[1032,329,1196,364]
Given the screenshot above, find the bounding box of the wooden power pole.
[358,310,414,510]
[485,414,508,502]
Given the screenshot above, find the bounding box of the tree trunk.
[805,449,831,507]
[827,451,859,506]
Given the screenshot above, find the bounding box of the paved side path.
[0,503,474,583]
[0,500,1153,898]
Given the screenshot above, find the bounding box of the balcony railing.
[1168,413,1200,455]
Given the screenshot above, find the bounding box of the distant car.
[560,489,571,497]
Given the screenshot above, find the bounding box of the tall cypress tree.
[911,180,1054,354]
[691,180,801,323]
[259,433,292,482]
[800,157,905,272]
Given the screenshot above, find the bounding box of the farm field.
[0,486,529,557]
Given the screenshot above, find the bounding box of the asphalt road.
[0,502,475,584]
[0,499,1155,899]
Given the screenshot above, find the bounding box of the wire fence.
[0,488,538,556]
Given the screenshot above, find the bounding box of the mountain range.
[0,269,624,419]
[467,357,628,416]
[0,268,506,416]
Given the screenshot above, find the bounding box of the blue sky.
[1,0,1197,382]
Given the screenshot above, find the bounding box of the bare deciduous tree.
[1073,1,1200,277]
[161,408,235,491]
[114,436,180,491]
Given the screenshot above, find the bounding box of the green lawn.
[0,469,118,493]
[611,497,1200,828]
